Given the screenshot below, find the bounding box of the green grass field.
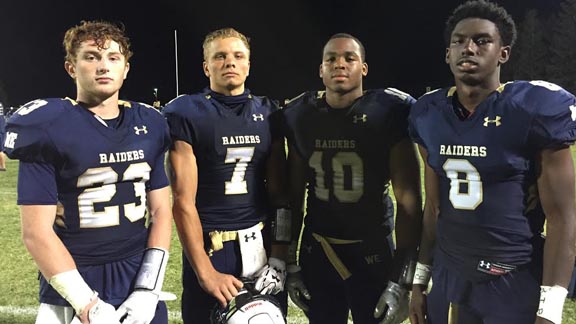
[0,155,575,324]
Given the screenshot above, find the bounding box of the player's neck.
[325,88,363,109]
[77,93,121,119]
[455,80,500,113]
[211,84,245,96]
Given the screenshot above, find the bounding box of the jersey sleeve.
[147,151,169,191]
[267,100,284,141]
[382,88,415,146]
[137,101,171,191]
[407,93,434,148]
[0,117,5,151]
[4,99,62,164]
[524,81,576,148]
[163,95,197,146]
[17,161,58,205]
[280,92,310,157]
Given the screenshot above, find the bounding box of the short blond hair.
[203,28,250,60]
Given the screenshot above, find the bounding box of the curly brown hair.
[63,20,133,63]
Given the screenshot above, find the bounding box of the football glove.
[116,247,173,324]
[254,257,286,295]
[48,269,120,324]
[374,281,409,324]
[116,290,158,324]
[70,298,121,324]
[286,264,311,312]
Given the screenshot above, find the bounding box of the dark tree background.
[505,0,576,94]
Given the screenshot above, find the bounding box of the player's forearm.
[270,243,289,260]
[390,139,423,249]
[173,200,215,277]
[416,201,438,265]
[539,147,576,287]
[20,205,76,278]
[288,157,307,242]
[24,230,77,279]
[416,146,439,265]
[146,186,173,250]
[266,139,290,207]
[542,222,575,287]
[394,193,423,250]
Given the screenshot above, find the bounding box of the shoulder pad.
[4,98,72,162]
[284,91,321,108]
[163,94,189,110]
[9,98,72,127]
[384,87,414,103]
[124,100,164,117]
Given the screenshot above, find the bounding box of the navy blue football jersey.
[0,114,5,152]
[4,98,171,265]
[163,89,280,231]
[409,81,576,281]
[282,89,415,239]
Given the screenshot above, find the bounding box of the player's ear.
[499,46,511,64]
[123,62,130,79]
[246,59,250,77]
[445,48,450,64]
[319,64,323,79]
[362,62,368,77]
[203,61,210,78]
[64,61,76,79]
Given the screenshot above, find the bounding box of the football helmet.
[210,283,285,324]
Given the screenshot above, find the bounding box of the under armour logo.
[253,114,264,121]
[244,232,257,242]
[483,116,501,127]
[134,126,148,135]
[353,114,367,123]
[570,105,576,121]
[479,260,491,269]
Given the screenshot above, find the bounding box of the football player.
[408,1,576,324]
[163,28,290,324]
[282,33,423,324]
[4,21,173,324]
[0,105,6,171]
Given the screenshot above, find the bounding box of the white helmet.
[211,287,286,324]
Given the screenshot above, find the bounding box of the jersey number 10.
[309,151,364,203]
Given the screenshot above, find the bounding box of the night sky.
[0,0,561,108]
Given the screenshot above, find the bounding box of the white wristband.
[412,262,432,286]
[135,247,169,293]
[48,269,95,315]
[537,285,568,324]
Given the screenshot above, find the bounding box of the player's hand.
[199,269,244,307]
[76,297,121,324]
[286,264,311,312]
[254,257,286,294]
[374,281,409,324]
[408,284,427,324]
[115,290,159,324]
